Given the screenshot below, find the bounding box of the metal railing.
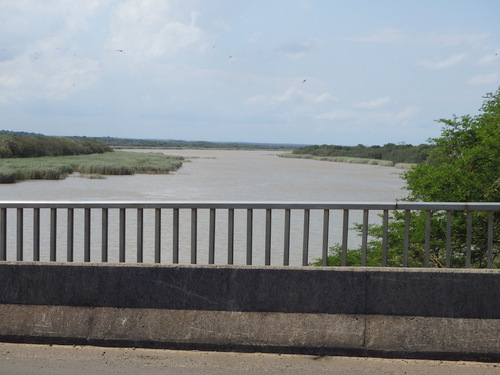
[0,201,498,268]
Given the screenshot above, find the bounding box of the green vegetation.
[290,142,434,166]
[313,87,500,268]
[0,151,183,183]
[0,133,111,158]
[279,153,401,168]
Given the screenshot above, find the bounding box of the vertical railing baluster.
[322,209,329,266]
[17,208,23,261]
[191,208,197,264]
[50,208,57,261]
[361,209,369,266]
[466,211,472,268]
[101,208,108,262]
[445,211,452,268]
[283,209,291,266]
[265,208,272,266]
[424,210,431,267]
[119,208,125,262]
[246,209,253,265]
[33,208,40,261]
[84,208,91,262]
[341,209,349,266]
[381,210,389,267]
[302,209,310,266]
[173,208,179,264]
[137,208,143,263]
[0,208,5,261]
[487,211,493,269]
[209,208,216,264]
[403,210,410,267]
[228,208,234,265]
[155,208,161,263]
[67,208,74,262]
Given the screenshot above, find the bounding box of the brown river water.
[0,150,408,265]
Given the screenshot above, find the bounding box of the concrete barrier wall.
[0,262,499,360]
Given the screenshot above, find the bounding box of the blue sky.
[1,1,499,145]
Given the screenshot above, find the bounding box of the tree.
[404,89,499,203]
[316,88,500,268]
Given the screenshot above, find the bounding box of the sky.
[1,1,499,146]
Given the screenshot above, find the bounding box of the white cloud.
[347,28,405,43]
[477,53,499,65]
[246,87,336,106]
[354,97,390,109]
[395,106,420,121]
[420,54,465,70]
[313,105,420,128]
[314,110,358,121]
[109,0,202,61]
[273,87,303,103]
[0,52,100,103]
[276,39,320,58]
[419,33,490,46]
[245,95,267,104]
[0,1,111,39]
[313,93,337,103]
[467,74,498,85]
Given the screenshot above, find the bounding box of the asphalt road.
[0,343,498,375]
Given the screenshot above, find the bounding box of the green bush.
[0,134,112,159]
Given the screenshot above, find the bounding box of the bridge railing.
[0,201,498,268]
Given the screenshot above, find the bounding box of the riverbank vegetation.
[0,133,111,158]
[278,153,412,169]
[313,87,500,268]
[0,151,183,183]
[287,142,434,167]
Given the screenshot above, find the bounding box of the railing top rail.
[0,201,499,210]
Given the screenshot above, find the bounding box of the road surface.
[0,343,498,375]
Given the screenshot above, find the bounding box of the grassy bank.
[279,153,414,169]
[0,151,183,183]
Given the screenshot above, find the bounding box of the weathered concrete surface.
[2,343,499,375]
[0,262,499,360]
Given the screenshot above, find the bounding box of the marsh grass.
[279,153,396,167]
[394,163,415,170]
[0,151,183,183]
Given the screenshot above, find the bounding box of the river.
[0,150,408,265]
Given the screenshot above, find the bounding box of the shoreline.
[278,153,415,170]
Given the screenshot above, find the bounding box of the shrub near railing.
[311,205,499,269]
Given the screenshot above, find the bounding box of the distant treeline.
[292,143,435,164]
[0,133,112,158]
[84,136,300,150]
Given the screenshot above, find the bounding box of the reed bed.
[0,151,183,183]
[279,153,396,167]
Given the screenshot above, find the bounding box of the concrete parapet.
[0,262,499,360]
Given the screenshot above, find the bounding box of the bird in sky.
[116,49,125,53]
[302,79,307,83]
